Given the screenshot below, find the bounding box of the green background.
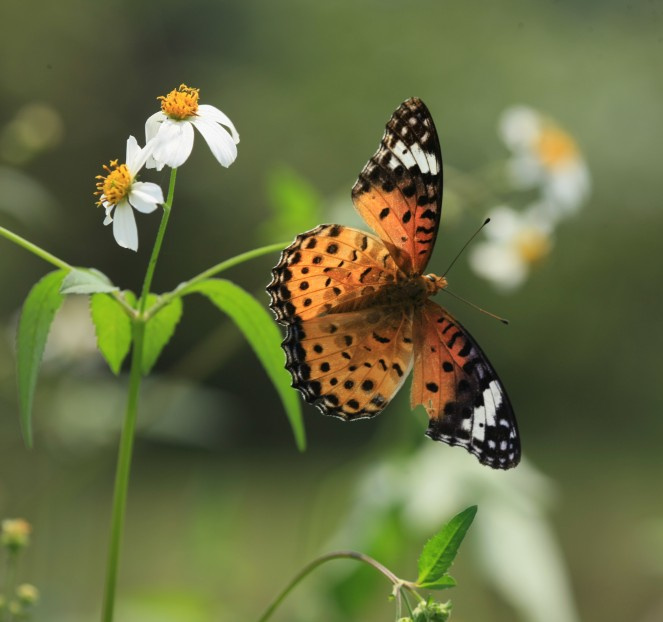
[0,1,662,620]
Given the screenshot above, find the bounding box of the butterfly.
[267,98,520,469]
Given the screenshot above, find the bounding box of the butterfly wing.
[351,97,442,276]
[268,223,407,323]
[411,301,520,469]
[268,223,415,419]
[278,306,414,420]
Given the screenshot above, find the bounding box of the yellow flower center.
[94,159,132,207]
[515,228,551,264]
[536,125,579,168]
[158,84,200,120]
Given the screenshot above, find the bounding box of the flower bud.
[413,599,452,622]
[16,583,39,605]
[1,519,31,552]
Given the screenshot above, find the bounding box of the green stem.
[145,240,288,319]
[139,168,177,314]
[100,320,146,622]
[2,551,19,622]
[0,226,71,271]
[101,168,177,622]
[256,550,404,622]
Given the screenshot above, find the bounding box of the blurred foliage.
[0,1,662,621]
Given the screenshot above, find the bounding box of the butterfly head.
[423,273,448,297]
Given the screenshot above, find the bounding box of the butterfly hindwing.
[351,97,442,276]
[281,307,414,420]
[411,301,520,469]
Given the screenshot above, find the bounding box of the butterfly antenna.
[441,217,491,278]
[442,287,510,325]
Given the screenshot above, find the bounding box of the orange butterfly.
[268,98,520,469]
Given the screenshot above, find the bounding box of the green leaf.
[16,269,67,447]
[189,279,306,451]
[417,506,477,589]
[60,268,118,294]
[416,575,457,591]
[141,294,183,374]
[90,293,132,374]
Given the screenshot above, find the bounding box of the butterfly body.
[268,98,521,469]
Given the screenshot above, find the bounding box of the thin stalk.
[139,168,177,314]
[0,226,71,271]
[2,551,19,622]
[100,320,146,622]
[145,241,288,319]
[256,550,408,622]
[101,168,177,622]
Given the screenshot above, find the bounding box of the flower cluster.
[469,106,590,290]
[0,519,39,619]
[94,84,239,251]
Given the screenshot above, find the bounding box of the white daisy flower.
[469,204,553,291]
[145,84,239,171]
[94,136,164,252]
[499,106,590,217]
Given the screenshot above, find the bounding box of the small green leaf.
[90,293,132,374]
[16,269,67,447]
[60,268,118,294]
[141,294,183,374]
[189,279,306,451]
[417,505,477,589]
[416,575,457,591]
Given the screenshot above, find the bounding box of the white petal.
[483,206,522,242]
[125,135,151,174]
[103,206,114,226]
[112,202,138,251]
[499,106,541,152]
[191,116,238,167]
[150,120,195,169]
[469,243,527,291]
[129,181,163,213]
[544,162,591,212]
[197,104,240,143]
[145,111,166,142]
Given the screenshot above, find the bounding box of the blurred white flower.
[469,204,553,290]
[145,84,239,171]
[94,136,164,252]
[499,106,590,216]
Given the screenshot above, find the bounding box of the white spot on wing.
[393,140,417,169]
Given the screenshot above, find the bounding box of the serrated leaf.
[90,293,132,374]
[417,574,457,591]
[417,506,477,589]
[60,268,118,294]
[16,269,67,447]
[141,294,183,374]
[188,278,306,451]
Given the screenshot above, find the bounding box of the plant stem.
[144,241,288,319]
[139,168,177,314]
[2,551,19,622]
[0,226,71,271]
[256,550,405,622]
[100,320,146,622]
[100,168,177,622]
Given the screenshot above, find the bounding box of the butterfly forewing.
[268,224,405,323]
[351,98,442,276]
[411,301,520,469]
